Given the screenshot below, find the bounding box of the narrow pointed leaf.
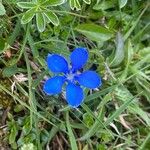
[17,2,36,9]
[93,1,116,10]
[36,13,46,32]
[110,32,124,66]
[66,112,78,150]
[44,11,59,26]
[119,0,128,8]
[75,23,113,42]
[69,0,81,10]
[80,91,139,141]
[0,38,5,52]
[83,0,91,4]
[42,0,65,6]
[21,8,36,24]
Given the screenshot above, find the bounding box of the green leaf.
[21,8,36,24]
[123,5,148,41]
[119,0,128,8]
[75,23,113,42]
[17,2,36,9]
[9,121,18,144]
[83,113,94,127]
[119,40,133,81]
[47,126,59,143]
[139,47,150,59]
[44,11,59,26]
[36,13,46,32]
[139,133,150,150]
[22,116,32,135]
[135,48,150,68]
[2,65,19,77]
[86,85,117,102]
[125,40,133,66]
[42,0,65,6]
[32,0,38,2]
[104,93,136,126]
[7,20,21,46]
[0,37,5,53]
[80,103,111,141]
[83,0,91,4]
[114,86,150,126]
[66,112,78,150]
[69,0,81,10]
[110,32,124,66]
[0,2,6,15]
[28,33,40,59]
[93,1,116,11]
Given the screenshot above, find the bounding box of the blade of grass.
[104,92,142,126]
[7,19,21,46]
[27,32,39,60]
[123,4,149,40]
[66,111,78,150]
[17,24,30,62]
[24,42,42,149]
[80,92,142,141]
[0,84,59,128]
[85,85,117,102]
[139,133,150,150]
[79,98,113,141]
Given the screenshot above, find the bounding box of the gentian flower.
[43,47,102,108]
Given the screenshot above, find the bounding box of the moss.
[0,76,13,108]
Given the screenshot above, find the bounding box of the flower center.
[66,73,75,82]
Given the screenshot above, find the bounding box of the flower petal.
[47,54,68,73]
[70,47,88,71]
[43,76,65,95]
[66,83,84,108]
[77,71,102,89]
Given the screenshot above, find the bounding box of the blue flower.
[43,47,102,108]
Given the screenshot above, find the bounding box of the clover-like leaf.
[69,0,91,10]
[21,8,36,24]
[17,0,65,31]
[42,0,66,6]
[17,0,63,32]
[44,11,59,26]
[17,2,36,9]
[36,12,46,32]
[69,0,81,10]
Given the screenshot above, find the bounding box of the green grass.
[0,0,150,149]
